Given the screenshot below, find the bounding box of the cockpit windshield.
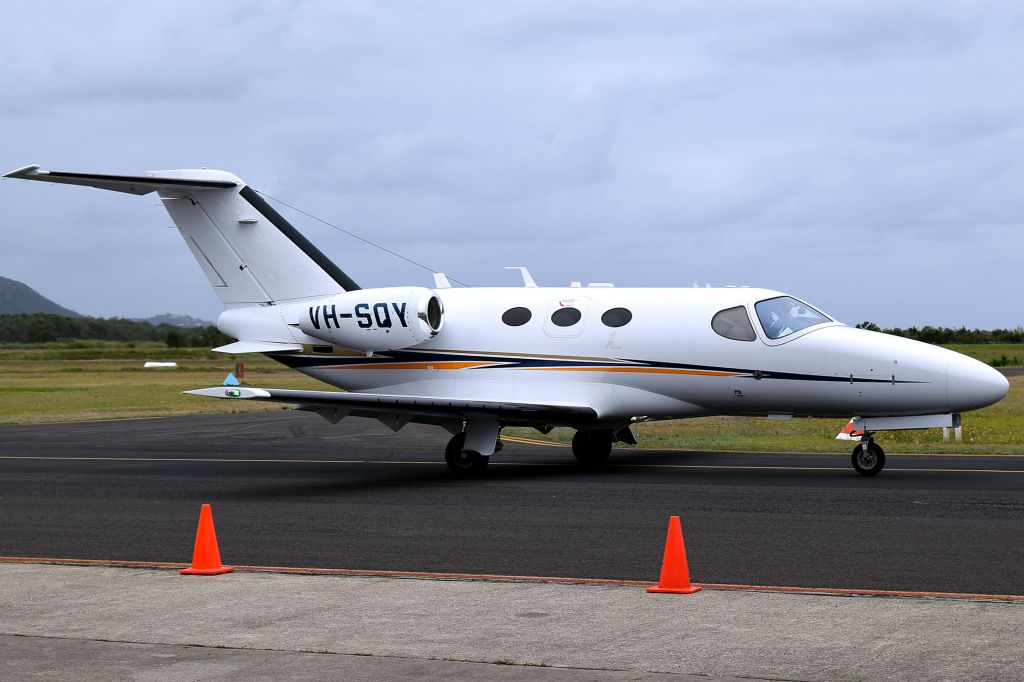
[754,296,832,339]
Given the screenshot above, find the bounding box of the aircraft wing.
[184,386,598,428]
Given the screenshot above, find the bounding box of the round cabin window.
[501,307,532,326]
[601,307,632,328]
[550,307,582,327]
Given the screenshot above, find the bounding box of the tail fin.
[4,165,359,306]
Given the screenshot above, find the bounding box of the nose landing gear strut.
[844,414,962,477]
[852,433,885,476]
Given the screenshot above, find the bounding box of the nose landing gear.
[852,434,885,476]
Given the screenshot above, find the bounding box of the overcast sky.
[1,1,1021,328]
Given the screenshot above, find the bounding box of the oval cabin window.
[550,307,582,327]
[501,307,532,326]
[601,307,632,328]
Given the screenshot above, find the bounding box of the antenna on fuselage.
[505,266,538,288]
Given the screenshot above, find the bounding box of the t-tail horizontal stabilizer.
[4,164,238,194]
[4,164,359,307]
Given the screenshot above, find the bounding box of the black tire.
[572,430,613,466]
[852,441,885,476]
[445,432,489,477]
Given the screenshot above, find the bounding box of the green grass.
[0,343,221,362]
[942,344,1023,366]
[0,345,322,424]
[0,342,1021,454]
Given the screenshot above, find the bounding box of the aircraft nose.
[946,353,1009,412]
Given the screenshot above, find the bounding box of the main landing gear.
[444,421,502,477]
[852,434,885,476]
[572,429,613,466]
[445,433,489,477]
[444,423,632,476]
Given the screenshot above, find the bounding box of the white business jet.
[5,165,1009,476]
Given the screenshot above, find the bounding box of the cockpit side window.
[755,296,831,339]
[711,306,757,342]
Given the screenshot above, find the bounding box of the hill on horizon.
[133,312,213,328]
[0,276,213,327]
[0,276,80,317]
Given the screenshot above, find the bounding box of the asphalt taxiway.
[1,412,1023,595]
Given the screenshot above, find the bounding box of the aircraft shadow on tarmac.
[220,450,935,500]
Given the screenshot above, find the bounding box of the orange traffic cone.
[180,504,234,575]
[647,515,701,594]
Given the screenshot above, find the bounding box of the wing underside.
[184,386,598,430]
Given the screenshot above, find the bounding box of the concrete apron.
[1,563,1022,681]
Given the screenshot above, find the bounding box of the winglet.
[4,164,42,179]
[505,266,538,287]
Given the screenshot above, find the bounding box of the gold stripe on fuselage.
[325,361,506,371]
[317,360,740,377]
[517,366,742,377]
[428,348,638,364]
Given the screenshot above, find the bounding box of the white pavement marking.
[2,454,1023,474]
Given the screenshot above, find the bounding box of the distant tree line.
[1,312,1021,348]
[855,322,1024,344]
[0,313,231,347]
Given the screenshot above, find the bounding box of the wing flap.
[184,386,597,426]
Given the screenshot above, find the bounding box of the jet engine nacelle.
[298,286,444,352]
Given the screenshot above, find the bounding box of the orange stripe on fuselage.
[326,361,503,371]
[322,361,739,376]
[519,366,742,377]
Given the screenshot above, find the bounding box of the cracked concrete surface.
[1,564,1022,680]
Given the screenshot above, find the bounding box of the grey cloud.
[0,1,1021,328]
[0,4,294,114]
[713,5,972,66]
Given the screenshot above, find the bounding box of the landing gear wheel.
[445,432,489,477]
[572,430,613,466]
[852,441,885,476]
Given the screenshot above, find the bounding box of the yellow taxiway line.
[502,435,571,448]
